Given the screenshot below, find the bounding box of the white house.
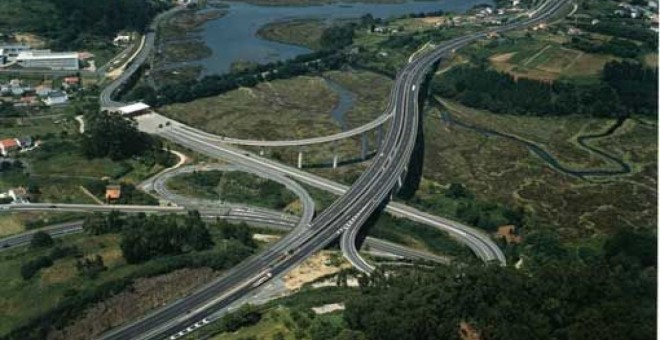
[113,34,132,45]
[43,91,68,106]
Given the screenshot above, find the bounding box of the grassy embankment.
[199,287,359,340]
[0,222,262,339]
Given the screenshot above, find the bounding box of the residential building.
[62,76,80,90]
[105,185,122,202]
[0,138,19,156]
[35,85,53,97]
[43,91,68,106]
[16,50,79,71]
[496,225,522,244]
[113,35,132,45]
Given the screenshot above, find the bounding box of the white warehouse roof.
[16,51,79,60]
[118,102,151,115]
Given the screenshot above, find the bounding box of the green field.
[160,75,341,140]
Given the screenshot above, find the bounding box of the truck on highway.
[251,271,273,288]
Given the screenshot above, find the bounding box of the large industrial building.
[15,50,79,71]
[0,44,30,63]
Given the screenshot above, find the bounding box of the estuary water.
[198,0,489,74]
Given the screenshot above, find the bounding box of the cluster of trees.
[213,305,262,333]
[118,212,214,264]
[127,51,348,107]
[320,24,355,51]
[408,182,525,232]
[81,111,173,165]
[566,36,641,58]
[83,211,260,264]
[434,61,657,117]
[603,60,658,116]
[20,245,82,280]
[0,159,24,172]
[1,0,169,50]
[84,211,214,264]
[342,228,656,340]
[30,231,54,248]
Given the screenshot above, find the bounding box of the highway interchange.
[94,1,572,339]
[0,1,571,339]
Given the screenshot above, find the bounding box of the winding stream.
[324,77,356,130]
[439,108,631,178]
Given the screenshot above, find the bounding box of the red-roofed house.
[62,77,80,90]
[0,138,19,156]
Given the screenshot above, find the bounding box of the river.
[197,0,490,75]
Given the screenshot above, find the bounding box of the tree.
[309,318,342,340]
[320,24,355,50]
[30,231,54,248]
[82,111,155,161]
[445,183,470,199]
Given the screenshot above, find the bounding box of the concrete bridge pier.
[332,141,339,169]
[297,150,304,169]
[259,147,265,156]
[361,133,369,160]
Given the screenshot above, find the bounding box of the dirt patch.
[283,251,349,291]
[13,33,46,48]
[459,321,481,340]
[47,267,217,340]
[311,303,345,315]
[420,16,447,25]
[643,53,658,68]
[489,52,517,63]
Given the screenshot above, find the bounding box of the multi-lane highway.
[96,1,570,339]
[0,219,446,267]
